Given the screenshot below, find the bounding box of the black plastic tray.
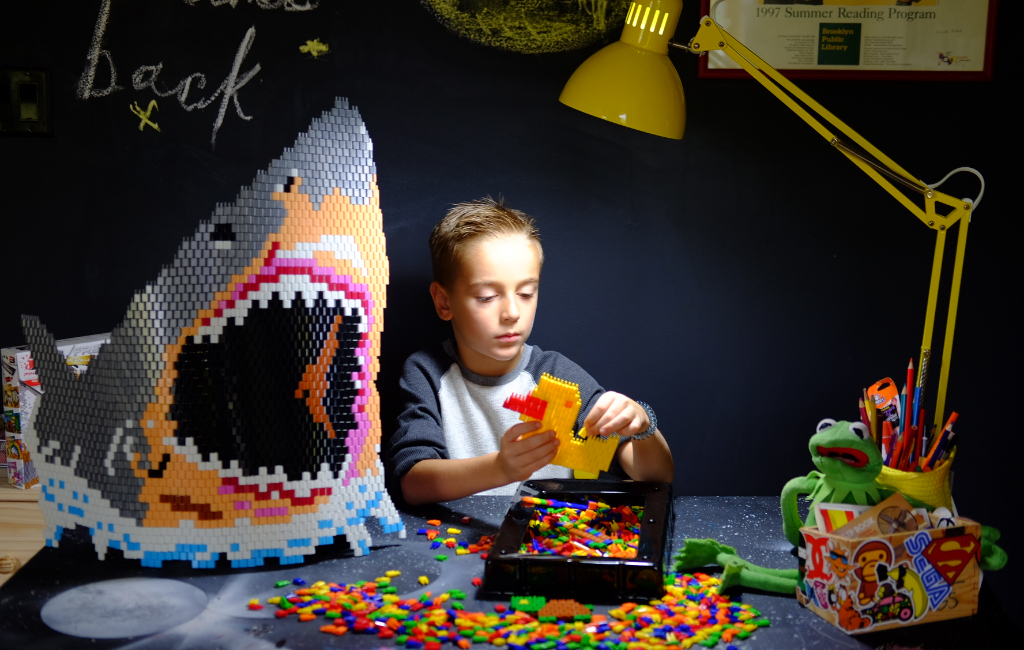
[482,479,673,603]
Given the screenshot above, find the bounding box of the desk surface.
[0,496,1017,649]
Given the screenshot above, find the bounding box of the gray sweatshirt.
[387,340,625,496]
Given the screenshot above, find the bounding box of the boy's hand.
[583,392,650,439]
[497,421,559,483]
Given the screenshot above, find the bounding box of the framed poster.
[698,0,998,80]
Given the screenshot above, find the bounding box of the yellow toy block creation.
[503,373,618,477]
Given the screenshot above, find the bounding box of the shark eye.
[210,223,235,241]
[849,422,871,440]
[816,418,837,433]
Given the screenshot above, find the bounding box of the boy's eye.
[518,292,535,300]
[476,295,497,303]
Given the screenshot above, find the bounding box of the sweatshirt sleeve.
[386,349,451,485]
[526,348,629,480]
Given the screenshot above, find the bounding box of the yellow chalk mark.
[299,39,330,58]
[130,100,161,132]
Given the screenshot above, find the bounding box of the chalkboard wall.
[2,1,1019,578]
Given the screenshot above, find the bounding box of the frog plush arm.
[782,472,823,547]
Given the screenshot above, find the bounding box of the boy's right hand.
[497,421,559,483]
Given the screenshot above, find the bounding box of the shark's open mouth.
[170,293,362,481]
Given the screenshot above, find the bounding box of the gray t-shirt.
[387,341,621,496]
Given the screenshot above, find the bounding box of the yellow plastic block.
[507,373,618,474]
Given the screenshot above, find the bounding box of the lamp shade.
[559,0,685,140]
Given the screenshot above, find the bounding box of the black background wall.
[2,0,1019,620]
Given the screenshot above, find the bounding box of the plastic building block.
[19,98,405,569]
[537,599,591,620]
[418,575,429,585]
[510,595,546,613]
[483,479,674,603]
[503,373,618,475]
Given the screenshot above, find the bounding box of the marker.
[917,413,925,464]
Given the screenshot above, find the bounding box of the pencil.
[891,429,905,470]
[863,388,878,446]
[922,411,957,469]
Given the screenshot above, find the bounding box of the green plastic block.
[435,554,448,561]
[274,580,291,588]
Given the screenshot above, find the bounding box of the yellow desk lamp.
[559,0,983,433]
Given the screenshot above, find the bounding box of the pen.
[882,420,893,466]
[914,349,930,429]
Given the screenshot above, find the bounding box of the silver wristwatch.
[629,401,657,441]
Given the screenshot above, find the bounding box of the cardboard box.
[796,518,982,633]
[3,334,109,488]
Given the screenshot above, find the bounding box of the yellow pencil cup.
[876,449,955,511]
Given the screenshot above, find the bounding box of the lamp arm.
[676,17,980,429]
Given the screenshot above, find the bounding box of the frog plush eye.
[849,422,871,440]
[816,418,837,433]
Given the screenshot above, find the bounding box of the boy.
[388,197,673,504]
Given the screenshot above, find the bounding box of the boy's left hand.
[582,392,650,439]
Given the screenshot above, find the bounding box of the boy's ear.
[429,281,453,321]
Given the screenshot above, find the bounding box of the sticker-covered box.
[796,518,982,633]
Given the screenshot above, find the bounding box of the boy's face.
[431,234,541,377]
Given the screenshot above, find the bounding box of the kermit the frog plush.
[675,418,1007,594]
[781,418,896,547]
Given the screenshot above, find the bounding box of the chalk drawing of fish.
[22,97,405,568]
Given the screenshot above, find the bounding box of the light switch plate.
[1,68,52,136]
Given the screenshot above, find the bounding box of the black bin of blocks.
[482,479,673,603]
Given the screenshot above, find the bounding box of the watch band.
[629,401,657,441]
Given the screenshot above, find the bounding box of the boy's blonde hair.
[429,196,543,288]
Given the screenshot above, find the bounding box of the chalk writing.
[130,100,161,132]
[78,0,263,148]
[184,0,318,10]
[78,0,121,99]
[299,39,329,58]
